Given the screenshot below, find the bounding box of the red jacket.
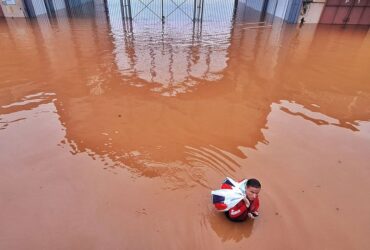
[221,182,260,221]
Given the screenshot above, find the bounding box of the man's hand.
[247,212,259,219]
[247,213,256,219]
[243,197,250,208]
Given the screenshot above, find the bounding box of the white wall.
[0,0,26,17]
[300,1,325,23]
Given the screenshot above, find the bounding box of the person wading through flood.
[222,178,261,222]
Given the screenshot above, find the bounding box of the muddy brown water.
[1,12,370,250]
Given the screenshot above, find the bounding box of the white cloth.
[211,177,247,212]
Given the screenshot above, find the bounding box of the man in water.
[223,178,261,222]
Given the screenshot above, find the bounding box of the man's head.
[246,178,261,201]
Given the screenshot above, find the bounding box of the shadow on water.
[209,212,254,242]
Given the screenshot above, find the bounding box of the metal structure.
[20,0,279,28]
[117,0,209,23]
[22,0,240,24]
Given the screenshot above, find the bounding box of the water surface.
[1,3,370,249]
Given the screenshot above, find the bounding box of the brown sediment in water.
[1,10,370,250]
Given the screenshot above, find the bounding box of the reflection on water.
[106,0,234,96]
[1,2,370,249]
[108,20,232,96]
[1,6,370,185]
[209,212,254,242]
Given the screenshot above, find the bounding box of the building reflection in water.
[0,2,370,189]
[105,0,235,96]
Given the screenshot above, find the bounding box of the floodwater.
[1,3,370,250]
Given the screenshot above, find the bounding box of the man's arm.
[248,198,260,219]
[228,200,248,219]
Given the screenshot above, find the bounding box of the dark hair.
[246,178,261,189]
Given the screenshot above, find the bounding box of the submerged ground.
[0,4,370,249]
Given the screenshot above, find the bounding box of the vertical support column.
[196,0,202,21]
[260,0,269,22]
[126,0,133,32]
[45,0,56,18]
[64,0,72,17]
[193,0,197,22]
[120,0,125,20]
[200,0,204,23]
[23,0,35,18]
[127,0,132,21]
[161,0,165,23]
[193,0,204,30]
[121,0,133,32]
[233,0,239,17]
[160,0,164,34]
[103,0,108,14]
[103,0,110,25]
